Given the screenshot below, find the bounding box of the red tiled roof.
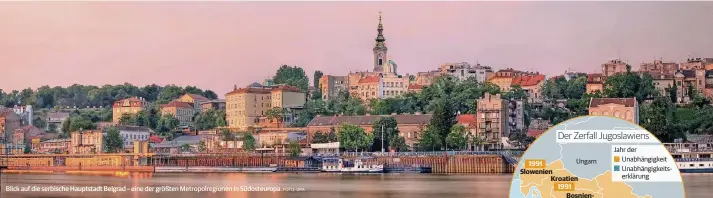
[589,98,637,108]
[161,101,194,109]
[358,76,381,83]
[456,114,477,124]
[149,136,164,144]
[587,73,604,84]
[226,87,272,95]
[185,93,209,101]
[527,129,545,138]
[512,75,545,86]
[407,84,424,90]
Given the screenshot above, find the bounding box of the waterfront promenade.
[0,151,523,174]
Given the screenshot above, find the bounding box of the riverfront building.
[115,126,152,150]
[40,138,70,153]
[475,93,508,150]
[201,99,226,112]
[112,97,148,124]
[70,129,104,154]
[319,75,348,101]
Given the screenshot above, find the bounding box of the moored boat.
[321,158,384,173]
[665,142,713,173]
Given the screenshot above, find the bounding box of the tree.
[468,133,487,151]
[371,116,398,151]
[428,98,456,147]
[242,132,257,151]
[194,109,227,130]
[338,124,372,152]
[156,114,180,137]
[221,129,235,141]
[288,140,301,157]
[104,127,124,153]
[118,113,136,126]
[508,129,534,149]
[67,116,97,133]
[417,126,442,151]
[503,85,527,100]
[603,70,657,102]
[640,97,685,142]
[312,70,324,100]
[389,135,409,152]
[180,144,191,152]
[24,144,31,154]
[265,107,285,127]
[273,65,309,92]
[446,125,468,150]
[666,84,678,103]
[202,90,218,100]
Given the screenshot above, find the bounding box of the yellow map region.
[519,160,652,198]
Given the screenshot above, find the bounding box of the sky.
[2,2,713,96]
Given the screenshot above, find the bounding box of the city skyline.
[2,2,713,95]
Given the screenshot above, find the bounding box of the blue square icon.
[614,165,620,171]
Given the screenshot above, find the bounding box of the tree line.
[0,83,218,109]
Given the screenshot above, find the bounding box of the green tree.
[603,70,657,102]
[371,116,398,151]
[156,114,179,137]
[118,113,136,126]
[428,98,456,147]
[508,129,534,149]
[67,116,97,132]
[666,84,678,103]
[312,71,324,100]
[503,85,528,100]
[273,65,309,92]
[242,132,257,151]
[288,140,302,157]
[446,125,468,150]
[388,135,409,152]
[640,97,685,142]
[338,124,372,152]
[265,107,285,127]
[468,133,487,151]
[417,126,442,151]
[104,127,125,153]
[24,144,31,154]
[180,144,191,152]
[221,129,235,141]
[194,109,227,130]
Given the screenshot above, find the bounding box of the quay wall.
[0,154,514,174]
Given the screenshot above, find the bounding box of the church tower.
[373,12,388,73]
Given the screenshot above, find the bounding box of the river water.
[1,173,711,198]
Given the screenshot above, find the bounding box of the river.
[1,173,711,198]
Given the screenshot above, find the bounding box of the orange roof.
[184,93,208,101]
[161,101,194,109]
[512,75,545,86]
[271,85,303,93]
[407,84,425,90]
[456,114,477,124]
[358,76,381,83]
[487,75,513,82]
[226,87,272,95]
[527,129,545,137]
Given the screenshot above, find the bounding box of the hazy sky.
[2,2,713,96]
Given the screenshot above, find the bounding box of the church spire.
[375,11,386,46]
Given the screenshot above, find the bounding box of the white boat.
[321,158,384,173]
[665,143,713,173]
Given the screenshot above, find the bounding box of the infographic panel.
[509,116,685,198]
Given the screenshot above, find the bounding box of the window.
[614,111,621,118]
[378,59,383,66]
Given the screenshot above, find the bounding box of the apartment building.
[475,93,508,150]
[511,75,545,103]
[640,59,679,75]
[112,97,148,124]
[319,75,348,101]
[201,99,226,112]
[160,101,196,127]
[225,85,306,130]
[439,62,493,83]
